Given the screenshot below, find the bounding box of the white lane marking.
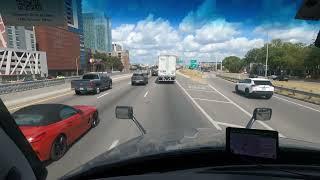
[176,80,222,130]
[97,92,109,99]
[207,84,285,137]
[144,91,149,98]
[193,98,231,104]
[274,95,320,113]
[186,89,216,93]
[216,121,244,128]
[8,91,74,111]
[108,140,119,150]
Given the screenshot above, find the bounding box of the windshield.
[253,80,273,86]
[82,74,99,79]
[13,114,44,126]
[1,0,320,179]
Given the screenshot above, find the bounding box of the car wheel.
[109,82,112,89]
[245,88,250,97]
[235,85,239,93]
[75,90,80,95]
[91,111,99,128]
[50,135,67,161]
[265,94,273,99]
[131,82,135,86]
[95,87,100,94]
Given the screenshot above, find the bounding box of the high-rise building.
[6,26,37,51]
[112,43,122,52]
[65,0,85,69]
[83,13,112,52]
[35,0,84,76]
[0,14,36,51]
[108,43,130,72]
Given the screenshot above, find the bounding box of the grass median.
[272,80,320,105]
[272,81,320,94]
[179,69,205,83]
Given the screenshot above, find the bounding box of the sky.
[83,0,319,64]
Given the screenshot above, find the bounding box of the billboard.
[0,0,66,26]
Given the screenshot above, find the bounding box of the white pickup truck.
[235,78,274,99]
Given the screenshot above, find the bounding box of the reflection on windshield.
[13,114,44,126]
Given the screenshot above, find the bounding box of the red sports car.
[12,104,99,161]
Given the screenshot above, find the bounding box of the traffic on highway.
[1,0,320,180]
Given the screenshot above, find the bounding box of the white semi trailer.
[158,55,177,82]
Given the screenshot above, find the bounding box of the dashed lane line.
[193,98,231,104]
[144,91,149,98]
[176,80,222,130]
[207,84,285,138]
[97,92,109,99]
[108,140,119,150]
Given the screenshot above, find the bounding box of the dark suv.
[131,72,148,85]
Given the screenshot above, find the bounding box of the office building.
[109,44,130,72]
[65,0,85,69]
[83,13,112,52]
[0,15,37,51]
[35,0,84,76]
[0,15,47,77]
[112,43,122,52]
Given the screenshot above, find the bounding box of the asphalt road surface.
[12,73,320,179]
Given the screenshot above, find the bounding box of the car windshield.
[82,74,99,79]
[0,0,320,179]
[254,80,272,86]
[13,114,44,126]
[133,73,142,76]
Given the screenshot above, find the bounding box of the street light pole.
[76,57,79,76]
[265,32,269,77]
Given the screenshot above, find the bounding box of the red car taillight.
[28,132,46,143]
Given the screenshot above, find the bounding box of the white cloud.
[195,20,239,44]
[112,12,314,64]
[179,0,218,33]
[254,25,317,44]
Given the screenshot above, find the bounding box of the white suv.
[235,78,274,99]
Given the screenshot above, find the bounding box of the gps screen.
[227,127,278,159]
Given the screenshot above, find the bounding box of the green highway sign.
[190,59,197,69]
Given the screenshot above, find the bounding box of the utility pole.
[265,31,269,77]
[215,56,217,71]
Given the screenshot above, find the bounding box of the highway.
[8,72,320,179]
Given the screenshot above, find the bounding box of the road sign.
[190,60,197,69]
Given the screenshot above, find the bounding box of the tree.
[222,56,243,73]
[305,45,320,78]
[241,39,318,77]
[93,52,124,71]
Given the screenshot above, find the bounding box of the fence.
[0,76,80,95]
[216,73,320,100]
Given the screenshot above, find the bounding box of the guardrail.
[0,76,80,95]
[216,73,320,100]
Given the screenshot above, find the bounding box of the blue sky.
[83,0,318,64]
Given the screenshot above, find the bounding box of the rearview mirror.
[115,106,133,119]
[253,108,272,121]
